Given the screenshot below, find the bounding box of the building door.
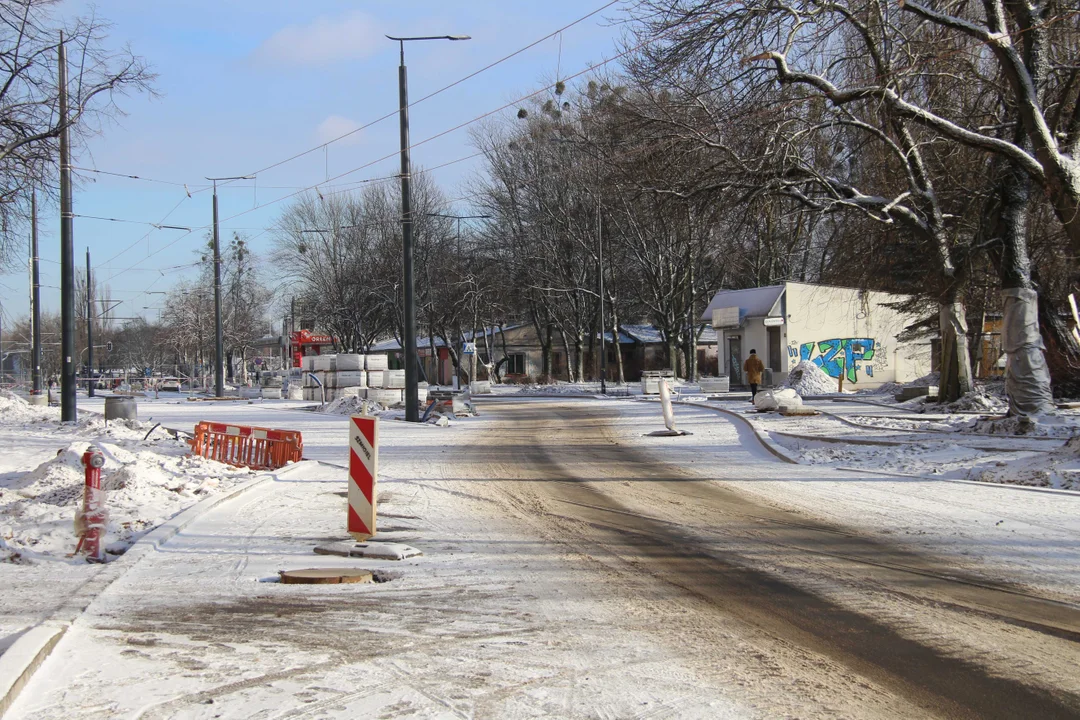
[768,326,782,371]
[728,337,742,385]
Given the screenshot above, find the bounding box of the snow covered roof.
[700,285,785,323]
[601,324,718,345]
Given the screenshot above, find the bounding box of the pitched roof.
[699,285,785,323]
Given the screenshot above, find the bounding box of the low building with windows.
[701,282,933,389]
[369,323,719,384]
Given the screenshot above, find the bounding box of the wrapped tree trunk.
[1002,288,1055,417]
[1038,294,1080,398]
[938,302,973,403]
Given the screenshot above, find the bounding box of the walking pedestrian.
[743,349,764,400]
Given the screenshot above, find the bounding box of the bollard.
[76,449,107,562]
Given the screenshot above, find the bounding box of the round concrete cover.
[279,568,374,584]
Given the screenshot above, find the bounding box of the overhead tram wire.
[103,4,653,287]
[88,2,621,277]
[210,0,621,195]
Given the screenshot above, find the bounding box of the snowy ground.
[683,392,1080,491]
[3,395,1079,717]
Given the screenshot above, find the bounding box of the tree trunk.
[574,333,584,383]
[560,329,575,382]
[937,301,973,403]
[1037,293,1080,398]
[611,303,625,385]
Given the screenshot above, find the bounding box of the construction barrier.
[74,448,107,562]
[348,415,378,541]
[189,421,303,470]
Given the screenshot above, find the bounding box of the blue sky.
[2,0,628,323]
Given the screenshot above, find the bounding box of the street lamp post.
[388,33,470,422]
[206,175,254,397]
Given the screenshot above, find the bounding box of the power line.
[233,0,621,184]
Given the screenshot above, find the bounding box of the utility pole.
[59,33,76,422]
[31,190,41,395]
[86,248,94,397]
[206,175,252,397]
[388,33,471,422]
[596,166,607,394]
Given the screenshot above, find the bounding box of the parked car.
[159,377,182,392]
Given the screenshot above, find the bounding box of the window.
[506,353,526,375]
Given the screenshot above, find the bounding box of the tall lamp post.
[387,33,471,422]
[206,175,254,397]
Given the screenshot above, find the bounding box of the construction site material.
[379,369,406,389]
[104,396,137,421]
[188,421,303,470]
[896,385,939,402]
[332,370,367,388]
[699,377,730,394]
[348,414,378,540]
[336,354,365,371]
[279,568,373,584]
[641,370,675,395]
[470,381,492,394]
[312,355,335,372]
[260,387,282,399]
[367,388,404,406]
[301,356,315,371]
[365,354,389,372]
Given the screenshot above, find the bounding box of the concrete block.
[312,355,333,372]
[469,381,492,395]
[368,387,404,406]
[301,356,315,372]
[334,370,367,388]
[699,377,730,394]
[339,387,366,398]
[365,354,389,372]
[336,354,364,371]
[896,385,938,402]
[260,387,282,399]
[380,369,406,389]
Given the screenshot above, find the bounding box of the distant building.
[701,282,933,389]
[369,323,719,384]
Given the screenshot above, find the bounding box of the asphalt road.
[9,397,1080,718]
[462,398,1080,719]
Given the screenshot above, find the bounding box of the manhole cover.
[279,568,374,584]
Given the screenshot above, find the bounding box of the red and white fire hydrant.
[75,448,107,563]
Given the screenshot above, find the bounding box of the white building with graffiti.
[701,282,933,390]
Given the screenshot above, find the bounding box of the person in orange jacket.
[743,349,764,400]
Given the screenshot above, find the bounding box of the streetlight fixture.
[387,33,471,421]
[206,174,254,397]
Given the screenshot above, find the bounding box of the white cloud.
[315,115,363,146]
[253,11,379,67]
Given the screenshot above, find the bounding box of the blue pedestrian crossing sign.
[462,342,476,355]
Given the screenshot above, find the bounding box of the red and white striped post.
[348,415,378,541]
[78,449,106,562]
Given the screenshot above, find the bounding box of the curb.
[672,399,1080,498]
[659,398,799,464]
[0,464,291,717]
[0,625,65,718]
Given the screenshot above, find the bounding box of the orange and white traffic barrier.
[348,415,378,541]
[75,448,107,562]
[189,421,303,470]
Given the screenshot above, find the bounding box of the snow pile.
[0,390,57,425]
[321,396,458,425]
[1,430,255,564]
[905,372,940,387]
[856,381,902,396]
[969,435,1080,490]
[516,383,594,395]
[784,361,839,396]
[943,390,1008,413]
[970,412,1080,438]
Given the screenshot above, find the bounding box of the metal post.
[86,248,94,397]
[397,41,419,422]
[59,34,76,422]
[597,184,607,394]
[212,183,224,397]
[31,190,40,395]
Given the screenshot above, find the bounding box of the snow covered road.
[6,398,1080,718]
